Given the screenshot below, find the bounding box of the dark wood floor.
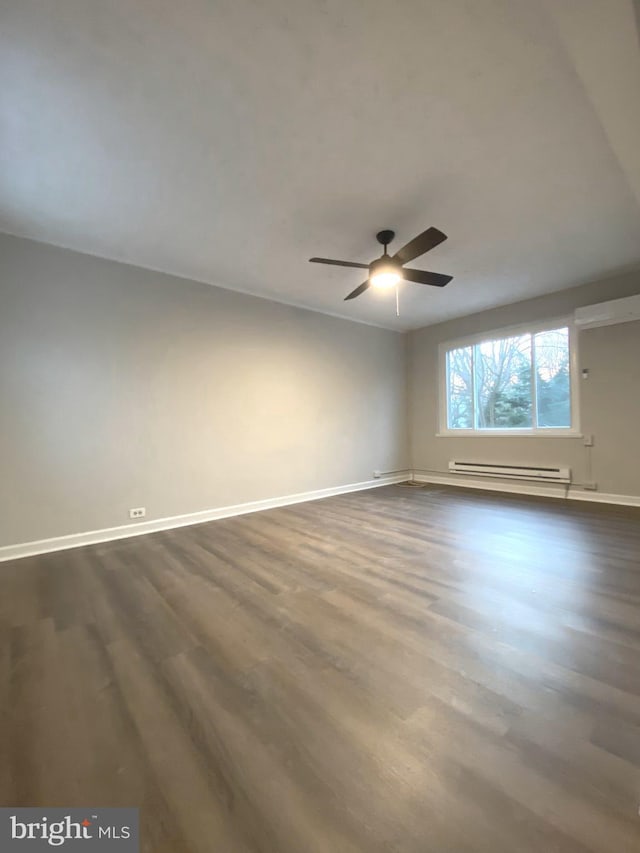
[1,485,640,852]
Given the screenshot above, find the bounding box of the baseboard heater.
[448,460,571,484]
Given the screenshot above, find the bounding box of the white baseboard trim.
[411,473,566,499]
[3,470,636,563]
[567,490,640,507]
[412,472,640,507]
[0,473,410,563]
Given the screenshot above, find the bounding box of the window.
[441,322,577,435]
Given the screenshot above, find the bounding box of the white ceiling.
[2,0,640,331]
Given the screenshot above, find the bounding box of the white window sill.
[436,431,583,439]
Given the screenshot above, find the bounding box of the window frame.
[437,317,581,437]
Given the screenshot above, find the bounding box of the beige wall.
[0,234,408,547]
[408,271,640,497]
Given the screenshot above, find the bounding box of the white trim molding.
[0,473,410,563]
[412,472,640,507]
[2,470,637,564]
[435,432,583,439]
[567,490,640,508]
[412,472,566,499]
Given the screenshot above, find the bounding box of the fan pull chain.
[395,283,400,317]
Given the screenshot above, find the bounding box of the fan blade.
[393,228,447,265]
[344,280,370,301]
[402,268,453,288]
[309,257,369,269]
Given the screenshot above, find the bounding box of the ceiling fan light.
[369,257,401,289]
[370,270,401,289]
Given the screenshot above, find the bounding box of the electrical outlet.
[129,507,146,519]
[583,482,597,491]
[373,470,382,479]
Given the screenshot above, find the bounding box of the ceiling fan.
[309,227,453,301]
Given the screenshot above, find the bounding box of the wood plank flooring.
[1,484,640,852]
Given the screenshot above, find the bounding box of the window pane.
[447,346,473,429]
[475,334,532,429]
[534,327,571,427]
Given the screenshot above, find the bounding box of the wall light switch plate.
[583,434,594,447]
[129,507,146,519]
